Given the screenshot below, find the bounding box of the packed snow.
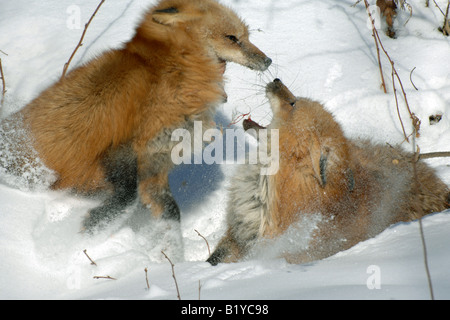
[0,0,449,300]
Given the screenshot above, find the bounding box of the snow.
[1,0,450,301]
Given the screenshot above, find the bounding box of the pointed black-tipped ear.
[319,154,328,187]
[319,154,328,188]
[152,7,179,25]
[310,142,328,188]
[154,7,178,14]
[347,168,355,192]
[152,5,201,26]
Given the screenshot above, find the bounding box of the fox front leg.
[207,230,246,265]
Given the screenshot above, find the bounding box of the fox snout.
[242,41,272,71]
[266,78,283,94]
[266,79,297,105]
[266,78,288,94]
[219,37,272,71]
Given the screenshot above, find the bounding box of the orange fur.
[207,79,449,265]
[377,0,397,38]
[1,0,271,231]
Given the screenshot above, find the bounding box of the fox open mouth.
[219,59,227,74]
[243,117,266,131]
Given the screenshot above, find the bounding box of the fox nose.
[274,78,281,83]
[264,57,272,68]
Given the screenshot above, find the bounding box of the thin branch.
[61,0,106,80]
[432,0,446,16]
[432,0,450,35]
[144,267,150,290]
[418,218,435,299]
[0,58,6,103]
[409,67,418,90]
[161,250,181,300]
[364,1,387,93]
[419,151,450,160]
[364,0,420,141]
[411,131,435,300]
[93,275,117,280]
[83,249,97,266]
[195,229,211,256]
[391,67,408,141]
[442,1,450,35]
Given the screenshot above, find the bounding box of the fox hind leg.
[83,145,138,232]
[82,145,181,232]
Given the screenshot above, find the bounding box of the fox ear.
[347,168,355,192]
[310,144,328,188]
[317,154,328,187]
[152,6,200,26]
[311,146,356,191]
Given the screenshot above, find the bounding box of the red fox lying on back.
[207,79,449,265]
[0,0,271,232]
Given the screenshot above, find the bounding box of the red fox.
[207,79,450,265]
[0,0,271,232]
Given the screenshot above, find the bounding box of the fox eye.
[225,35,239,43]
[290,102,296,107]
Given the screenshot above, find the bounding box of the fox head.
[265,79,355,205]
[150,0,272,71]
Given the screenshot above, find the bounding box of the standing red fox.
[207,79,450,265]
[0,0,271,232]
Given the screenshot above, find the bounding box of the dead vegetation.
[0,52,6,105]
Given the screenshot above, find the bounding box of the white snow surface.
[1,0,450,300]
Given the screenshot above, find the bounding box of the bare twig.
[441,1,450,35]
[364,1,387,93]
[61,0,106,80]
[418,218,435,299]
[432,0,446,16]
[391,68,408,141]
[145,267,150,290]
[0,58,6,103]
[432,0,450,35]
[409,67,418,91]
[411,131,435,300]
[83,249,97,266]
[198,280,202,300]
[364,0,420,142]
[93,275,116,280]
[419,151,450,160]
[161,250,181,300]
[195,229,211,256]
